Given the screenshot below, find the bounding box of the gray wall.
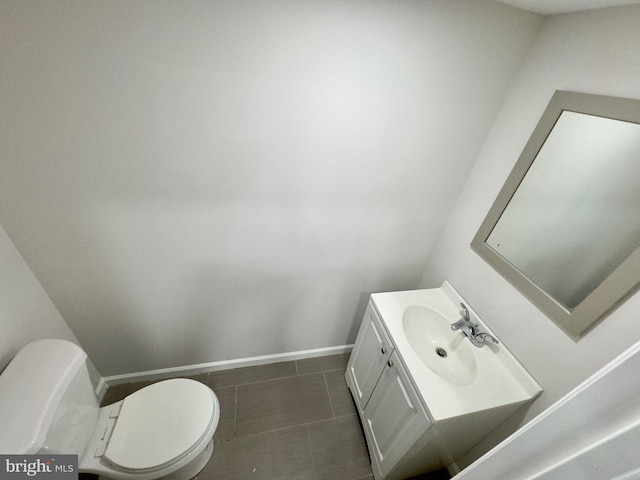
[418,4,640,469]
[0,0,540,376]
[0,223,79,371]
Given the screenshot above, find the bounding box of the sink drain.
[435,347,448,358]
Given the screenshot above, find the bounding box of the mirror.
[471,91,640,340]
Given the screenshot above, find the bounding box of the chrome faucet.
[471,332,500,347]
[450,303,478,336]
[450,303,499,348]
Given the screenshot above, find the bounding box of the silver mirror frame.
[471,90,640,340]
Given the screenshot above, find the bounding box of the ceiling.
[496,0,640,14]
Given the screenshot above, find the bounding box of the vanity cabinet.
[362,350,431,478]
[346,302,436,480]
[346,302,393,410]
[347,286,543,479]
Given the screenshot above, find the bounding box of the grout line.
[303,413,357,429]
[217,373,299,388]
[218,369,326,389]
[323,372,336,418]
[233,385,238,436]
[305,424,319,480]
[222,421,328,442]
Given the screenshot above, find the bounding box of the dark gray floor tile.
[199,426,315,480]
[236,374,333,436]
[213,386,236,441]
[184,372,210,384]
[208,361,297,388]
[101,380,151,406]
[296,353,350,374]
[307,415,372,480]
[102,358,375,479]
[101,373,209,406]
[324,369,357,417]
[407,469,452,479]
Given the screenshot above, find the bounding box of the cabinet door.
[346,302,393,410]
[363,351,431,478]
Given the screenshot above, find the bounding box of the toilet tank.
[0,339,100,455]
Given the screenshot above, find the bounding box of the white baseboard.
[98,344,353,396]
[96,378,109,400]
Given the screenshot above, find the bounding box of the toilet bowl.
[83,378,219,480]
[0,339,220,480]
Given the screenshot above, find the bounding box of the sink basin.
[371,283,543,421]
[402,305,477,385]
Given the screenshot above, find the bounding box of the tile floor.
[101,353,451,480]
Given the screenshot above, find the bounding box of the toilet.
[0,339,220,480]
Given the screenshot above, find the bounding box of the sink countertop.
[371,281,542,422]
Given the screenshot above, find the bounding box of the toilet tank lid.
[0,339,87,454]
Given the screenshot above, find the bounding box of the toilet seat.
[104,379,216,472]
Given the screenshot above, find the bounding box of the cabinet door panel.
[346,303,393,409]
[363,352,431,477]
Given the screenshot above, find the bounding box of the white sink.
[371,282,543,421]
[402,305,477,385]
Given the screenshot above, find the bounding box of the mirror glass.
[472,91,640,339]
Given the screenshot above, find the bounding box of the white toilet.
[0,339,220,480]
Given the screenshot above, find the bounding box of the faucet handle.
[450,319,464,331]
[475,332,500,345]
[459,303,470,321]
